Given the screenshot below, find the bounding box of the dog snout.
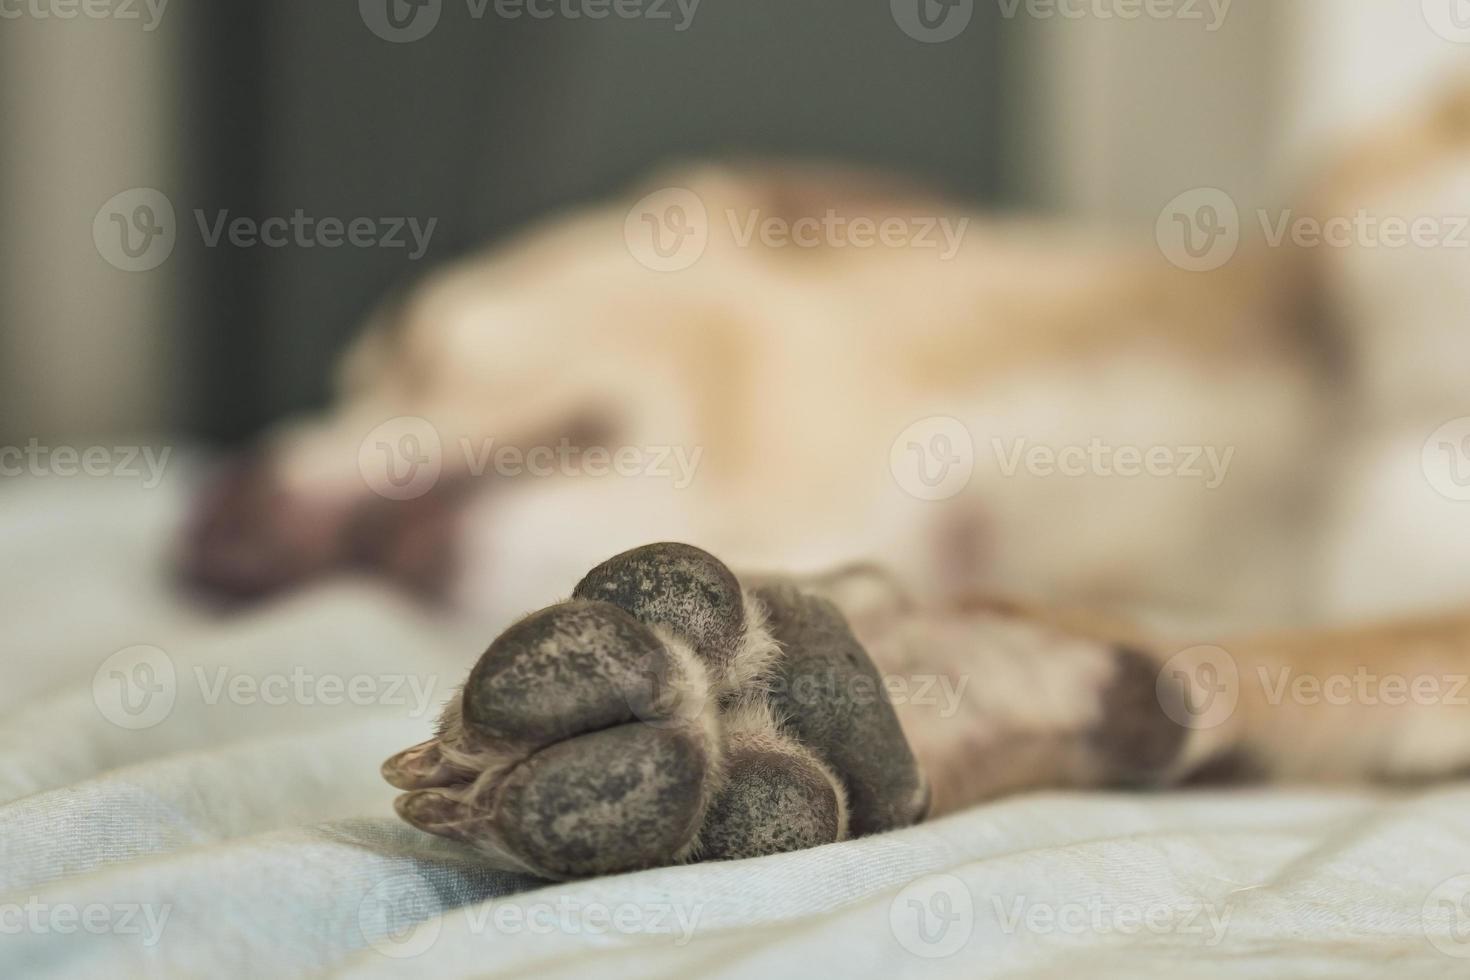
[178,452,344,600]
[179,449,470,603]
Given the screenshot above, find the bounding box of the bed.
[3,467,1468,978]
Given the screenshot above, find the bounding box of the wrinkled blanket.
[4,469,1470,978]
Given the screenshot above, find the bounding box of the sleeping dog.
[185,85,1470,877]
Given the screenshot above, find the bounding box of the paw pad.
[573,543,747,680]
[462,600,692,747]
[386,542,927,879]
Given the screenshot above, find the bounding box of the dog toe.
[573,542,749,680]
[493,723,712,878]
[461,599,704,749]
[756,582,928,836]
[699,733,846,861]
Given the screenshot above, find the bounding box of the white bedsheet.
[4,470,1470,978]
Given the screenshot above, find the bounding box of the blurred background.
[4,1,1468,451]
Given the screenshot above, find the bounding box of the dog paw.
[382,543,927,879]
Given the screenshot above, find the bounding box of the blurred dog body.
[1309,89,1470,621]
[185,87,1470,634]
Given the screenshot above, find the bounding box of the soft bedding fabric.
[4,469,1470,978]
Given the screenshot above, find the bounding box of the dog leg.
[791,571,1197,815]
[1188,613,1470,785]
[812,571,1470,810]
[384,541,1470,878]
